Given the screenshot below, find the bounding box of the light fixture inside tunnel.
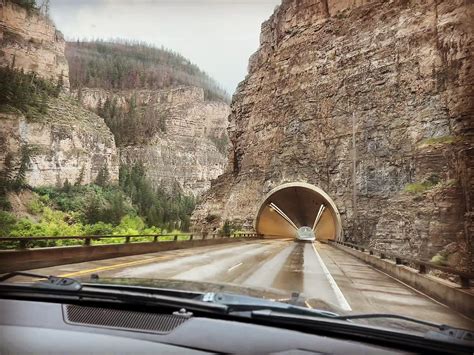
[255,182,342,241]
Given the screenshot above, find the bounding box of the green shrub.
[404,175,440,194]
[419,136,456,147]
[431,254,448,266]
[0,211,17,236]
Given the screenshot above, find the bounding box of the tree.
[74,166,85,186]
[95,164,110,187]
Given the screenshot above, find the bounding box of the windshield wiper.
[333,313,441,329]
[200,292,339,319]
[0,272,82,291]
[0,276,228,314]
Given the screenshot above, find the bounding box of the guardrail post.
[19,240,28,249]
[460,276,470,288]
[189,234,193,241]
[395,257,402,265]
[174,235,178,242]
[153,235,158,242]
[418,264,427,274]
[380,253,385,259]
[125,236,130,243]
[84,238,91,246]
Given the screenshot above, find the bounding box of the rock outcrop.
[193,0,473,269]
[0,0,69,88]
[77,87,230,196]
[0,96,119,187]
[0,1,118,187]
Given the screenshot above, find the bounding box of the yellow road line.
[59,255,171,278]
[59,240,266,278]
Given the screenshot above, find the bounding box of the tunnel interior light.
[312,204,326,231]
[269,202,298,231]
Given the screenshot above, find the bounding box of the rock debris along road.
[27,240,473,329]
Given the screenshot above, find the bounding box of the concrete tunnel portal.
[255,182,342,241]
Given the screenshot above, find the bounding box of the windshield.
[0,0,472,338]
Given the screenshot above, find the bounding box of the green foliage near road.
[0,66,62,118]
[0,162,197,249]
[119,163,196,232]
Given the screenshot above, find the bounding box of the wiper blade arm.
[0,272,82,291]
[333,313,441,329]
[0,271,51,282]
[201,292,338,319]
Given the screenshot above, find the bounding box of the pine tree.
[95,164,110,187]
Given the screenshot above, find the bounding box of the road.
[25,239,474,330]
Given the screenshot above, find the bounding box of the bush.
[404,175,440,194]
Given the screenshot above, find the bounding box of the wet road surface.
[24,239,474,329]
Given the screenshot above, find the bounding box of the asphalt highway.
[24,239,474,329]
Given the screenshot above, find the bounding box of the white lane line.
[311,243,352,311]
[227,262,243,272]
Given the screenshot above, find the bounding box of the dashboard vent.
[64,305,188,334]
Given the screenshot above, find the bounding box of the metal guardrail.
[329,240,473,288]
[0,233,262,250]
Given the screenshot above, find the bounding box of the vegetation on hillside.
[67,40,230,103]
[0,66,63,118]
[95,95,168,146]
[10,0,37,11]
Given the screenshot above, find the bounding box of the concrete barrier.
[330,243,474,317]
[0,237,259,274]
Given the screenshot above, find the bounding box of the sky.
[49,0,281,95]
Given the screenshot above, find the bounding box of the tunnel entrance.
[255,182,342,241]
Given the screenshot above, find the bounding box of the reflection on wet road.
[26,239,474,329]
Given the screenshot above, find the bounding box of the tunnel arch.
[255,182,343,241]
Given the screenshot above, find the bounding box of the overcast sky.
[49,0,281,94]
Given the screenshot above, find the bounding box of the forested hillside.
[67,40,230,102]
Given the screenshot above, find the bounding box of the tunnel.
[255,182,342,241]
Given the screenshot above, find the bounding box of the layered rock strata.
[77,87,230,196]
[193,0,473,269]
[0,0,69,87]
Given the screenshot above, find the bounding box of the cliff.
[193,0,473,269]
[0,1,118,187]
[0,95,119,187]
[0,0,69,88]
[77,86,230,196]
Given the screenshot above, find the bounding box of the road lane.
[22,239,474,329]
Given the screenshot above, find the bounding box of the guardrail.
[0,233,261,250]
[328,240,473,288]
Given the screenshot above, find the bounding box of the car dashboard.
[0,298,414,354]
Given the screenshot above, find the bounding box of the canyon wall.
[0,0,69,88]
[193,0,473,269]
[77,87,230,196]
[0,97,119,187]
[0,1,118,187]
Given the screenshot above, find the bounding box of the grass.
[418,135,457,147]
[404,174,441,194]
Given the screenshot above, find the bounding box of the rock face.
[193,0,473,269]
[0,96,119,187]
[0,0,69,88]
[77,87,230,196]
[0,1,118,187]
